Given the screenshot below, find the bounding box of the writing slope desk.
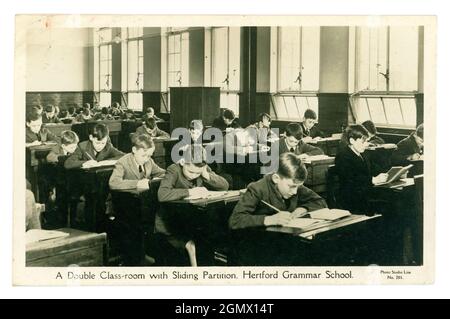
[264,214,383,266]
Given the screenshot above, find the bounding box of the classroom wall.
[319,27,349,93]
[26,28,93,92]
[188,28,205,86]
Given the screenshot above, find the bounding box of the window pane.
[367,98,387,124]
[296,96,310,120]
[138,57,144,73]
[98,29,112,43]
[99,92,111,107]
[228,27,241,91]
[389,26,419,91]
[180,33,189,86]
[138,40,144,56]
[212,27,228,88]
[100,45,108,60]
[399,98,417,126]
[128,41,138,90]
[283,96,298,119]
[300,27,320,91]
[174,34,181,52]
[306,96,319,116]
[354,98,371,122]
[383,98,404,125]
[273,96,288,119]
[128,93,143,111]
[138,74,144,90]
[100,61,108,75]
[279,27,301,91]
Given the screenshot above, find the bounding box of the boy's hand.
[291,207,308,218]
[302,136,313,144]
[26,140,42,147]
[201,166,210,181]
[82,160,98,168]
[408,153,421,161]
[372,173,388,185]
[264,211,292,226]
[136,178,150,190]
[299,153,309,161]
[188,187,209,199]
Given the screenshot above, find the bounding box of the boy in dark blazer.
[212,108,235,131]
[276,122,324,160]
[228,152,327,265]
[300,109,325,143]
[42,105,62,124]
[109,133,165,190]
[135,117,170,139]
[335,124,388,213]
[46,131,79,163]
[391,124,424,166]
[362,120,385,146]
[25,109,58,146]
[64,123,124,169]
[156,145,229,266]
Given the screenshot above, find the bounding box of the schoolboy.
[135,117,170,139]
[64,123,124,169]
[109,133,165,190]
[300,109,324,142]
[25,109,58,146]
[42,105,62,124]
[391,124,424,165]
[46,130,80,163]
[276,122,324,160]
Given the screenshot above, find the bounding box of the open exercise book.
[285,208,351,229]
[374,164,413,186]
[26,229,70,245]
[302,154,332,163]
[184,189,245,201]
[82,159,117,169]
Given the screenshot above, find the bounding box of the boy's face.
[26,118,42,134]
[414,134,424,149]
[190,128,203,142]
[304,118,316,130]
[132,146,155,165]
[286,135,300,148]
[224,117,234,126]
[350,136,368,154]
[90,135,108,152]
[147,108,154,117]
[62,143,77,154]
[273,175,303,199]
[260,117,271,128]
[182,163,204,180]
[46,111,55,118]
[145,126,156,135]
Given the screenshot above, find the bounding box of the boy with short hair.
[42,105,62,124]
[156,145,229,265]
[391,123,424,165]
[109,133,165,190]
[46,130,80,163]
[276,122,323,160]
[25,109,58,146]
[300,109,324,142]
[212,108,236,131]
[228,153,327,265]
[64,123,124,169]
[136,117,170,139]
[143,106,162,122]
[246,112,277,144]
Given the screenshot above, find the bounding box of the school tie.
[139,165,146,178]
[290,148,295,153]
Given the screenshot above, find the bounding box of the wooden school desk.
[264,214,383,266]
[109,179,161,265]
[71,120,122,147]
[303,156,335,194]
[26,143,57,202]
[308,136,341,157]
[26,228,107,267]
[44,123,73,137]
[65,165,115,233]
[163,190,243,265]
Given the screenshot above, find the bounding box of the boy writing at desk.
[109,133,165,190]
[276,122,324,160]
[300,109,325,143]
[25,109,59,146]
[135,117,170,139]
[156,145,229,266]
[228,153,327,265]
[46,130,79,163]
[64,123,124,169]
[391,124,424,166]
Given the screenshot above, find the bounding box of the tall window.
[127,28,144,110]
[277,27,320,92]
[98,28,112,107]
[167,30,189,88]
[211,27,241,115]
[272,27,320,121]
[354,26,420,128]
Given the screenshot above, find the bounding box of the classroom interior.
[24,26,425,267]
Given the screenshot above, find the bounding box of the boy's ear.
[272,173,281,184]
[349,137,355,145]
[131,146,137,154]
[178,158,186,166]
[89,134,94,141]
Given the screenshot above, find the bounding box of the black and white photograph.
[13,14,436,286]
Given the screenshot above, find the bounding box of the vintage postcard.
[13,15,436,286]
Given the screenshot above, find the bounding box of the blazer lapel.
[128,154,141,179]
